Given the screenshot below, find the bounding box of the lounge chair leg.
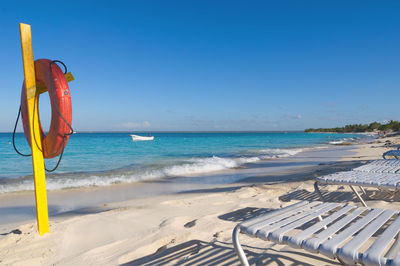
[349,185,368,207]
[233,225,249,266]
[314,181,325,201]
[358,186,370,200]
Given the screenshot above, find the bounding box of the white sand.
[1,135,400,265]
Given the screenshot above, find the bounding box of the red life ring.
[21,59,72,159]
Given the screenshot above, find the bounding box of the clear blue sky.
[1,1,399,131]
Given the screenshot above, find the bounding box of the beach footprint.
[184,219,197,228]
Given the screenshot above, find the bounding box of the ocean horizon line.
[4,130,309,134]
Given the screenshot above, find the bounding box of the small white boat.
[130,134,154,141]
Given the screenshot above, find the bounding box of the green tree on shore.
[305,120,400,133]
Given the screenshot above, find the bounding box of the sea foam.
[258,148,303,158]
[0,147,304,193]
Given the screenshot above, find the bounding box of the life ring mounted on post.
[20,59,73,161]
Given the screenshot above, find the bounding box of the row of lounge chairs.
[233,148,400,265]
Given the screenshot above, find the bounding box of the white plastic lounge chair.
[383,150,400,159]
[353,159,400,173]
[233,200,400,266]
[314,159,400,207]
[315,171,400,207]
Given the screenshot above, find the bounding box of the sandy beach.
[1,2,399,265]
[1,134,400,265]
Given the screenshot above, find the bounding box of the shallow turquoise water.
[0,132,365,192]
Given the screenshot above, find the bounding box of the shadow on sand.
[238,160,364,185]
[280,186,400,203]
[122,239,339,266]
[279,188,356,203]
[218,207,274,223]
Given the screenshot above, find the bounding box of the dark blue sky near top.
[0,1,399,131]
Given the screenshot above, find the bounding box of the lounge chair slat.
[240,201,315,235]
[362,214,400,266]
[287,205,356,248]
[240,201,310,228]
[268,203,342,243]
[254,202,330,240]
[319,208,384,258]
[337,209,396,265]
[302,207,367,253]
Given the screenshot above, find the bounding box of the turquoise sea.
[0,132,367,193]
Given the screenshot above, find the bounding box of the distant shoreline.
[5,130,317,134]
[305,121,400,134]
[306,131,378,135]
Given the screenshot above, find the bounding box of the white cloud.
[121,121,151,129]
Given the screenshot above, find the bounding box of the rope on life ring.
[12,59,73,172]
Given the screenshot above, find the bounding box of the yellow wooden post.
[19,23,49,235]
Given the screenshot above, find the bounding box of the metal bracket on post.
[19,23,49,235]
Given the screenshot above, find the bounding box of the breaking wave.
[0,148,305,193]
